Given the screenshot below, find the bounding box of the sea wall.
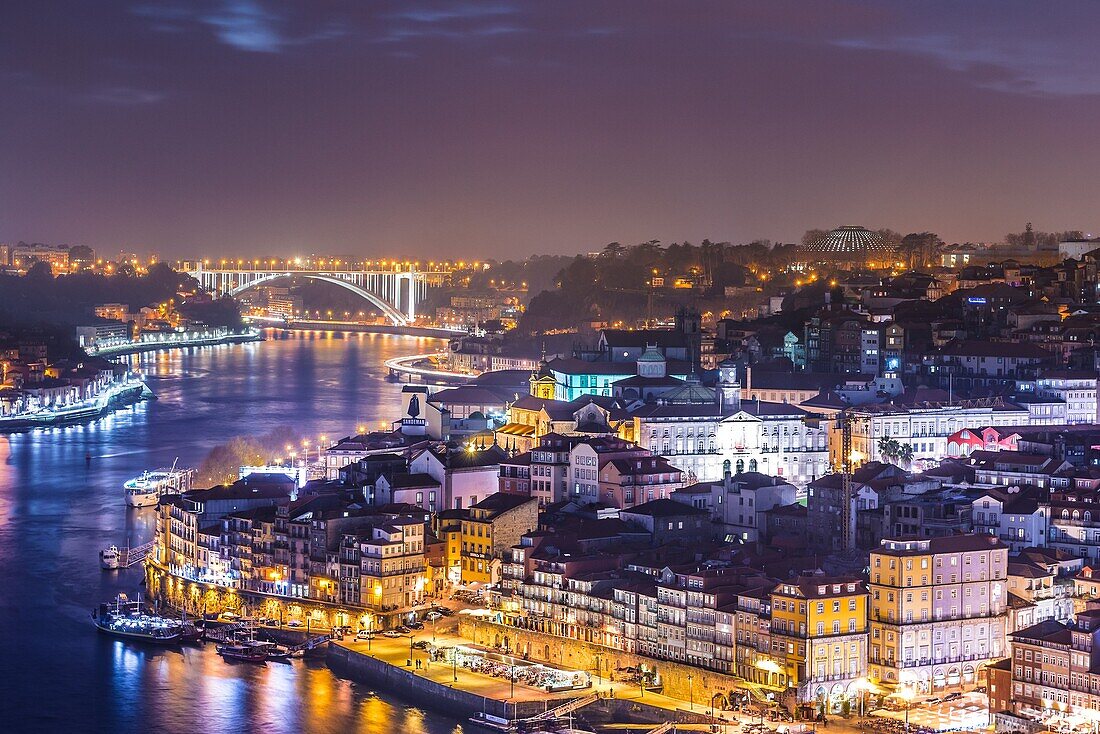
[325,644,553,720]
[325,643,717,727]
[459,617,753,709]
[280,321,459,339]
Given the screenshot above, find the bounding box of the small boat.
[123,461,195,508]
[216,642,269,663]
[263,643,302,662]
[467,713,516,732]
[92,594,184,645]
[100,545,121,570]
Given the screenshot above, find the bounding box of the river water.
[0,331,469,733]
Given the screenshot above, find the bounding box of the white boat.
[100,545,121,569]
[123,462,195,507]
[467,713,516,732]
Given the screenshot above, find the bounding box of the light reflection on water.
[0,331,468,733]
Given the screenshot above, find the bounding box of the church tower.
[717,358,741,413]
[529,356,556,399]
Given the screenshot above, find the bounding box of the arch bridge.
[187,265,435,326]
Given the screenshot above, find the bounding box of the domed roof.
[637,344,666,362]
[802,226,895,261]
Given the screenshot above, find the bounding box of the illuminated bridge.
[183,261,454,326]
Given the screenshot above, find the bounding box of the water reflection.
[0,332,466,732]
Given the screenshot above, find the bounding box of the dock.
[118,541,153,568]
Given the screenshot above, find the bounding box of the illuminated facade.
[869,535,1008,693]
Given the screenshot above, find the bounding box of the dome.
[637,344,666,362]
[801,226,895,263]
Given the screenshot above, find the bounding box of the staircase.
[526,693,599,722]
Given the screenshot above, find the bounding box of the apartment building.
[769,575,869,710]
[868,534,1009,694]
[993,609,1100,731]
[460,492,538,585]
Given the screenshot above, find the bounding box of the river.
[0,330,470,733]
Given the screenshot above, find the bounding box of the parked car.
[433,606,454,616]
[356,630,373,641]
[393,625,410,634]
[425,612,442,621]
[406,620,424,630]
[412,640,431,650]
[943,692,963,702]
[383,630,402,638]
[286,619,305,628]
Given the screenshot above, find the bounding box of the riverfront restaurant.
[437,643,592,693]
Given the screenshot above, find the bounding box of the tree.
[801,229,828,248]
[897,443,914,468]
[601,242,626,259]
[877,437,900,462]
[876,229,904,250]
[899,232,943,270]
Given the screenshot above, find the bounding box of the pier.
[117,541,154,568]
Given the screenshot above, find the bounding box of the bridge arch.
[227,273,409,326]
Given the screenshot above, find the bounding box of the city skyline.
[2,1,1099,258]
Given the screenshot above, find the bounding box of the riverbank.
[0,377,147,432]
[327,633,726,729]
[250,316,463,339]
[87,327,262,357]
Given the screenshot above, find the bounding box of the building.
[673,465,799,543]
[868,534,1009,694]
[993,609,1100,732]
[1035,371,1099,425]
[845,397,1032,471]
[460,492,538,585]
[769,574,869,710]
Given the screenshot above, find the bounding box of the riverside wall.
[460,617,756,709]
[279,321,460,339]
[326,643,718,727]
[325,643,552,720]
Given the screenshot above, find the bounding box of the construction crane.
[838,409,856,551]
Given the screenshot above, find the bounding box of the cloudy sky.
[1,1,1097,259]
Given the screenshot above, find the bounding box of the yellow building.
[460,493,538,586]
[529,359,556,400]
[433,509,466,588]
[769,575,869,711]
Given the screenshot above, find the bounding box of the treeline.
[519,239,795,332]
[0,262,241,357]
[196,425,301,486]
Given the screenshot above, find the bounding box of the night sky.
[1,1,1097,259]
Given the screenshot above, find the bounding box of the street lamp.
[688,673,694,711]
[898,683,917,734]
[851,677,870,718]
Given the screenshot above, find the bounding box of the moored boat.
[123,462,195,508]
[216,642,269,663]
[99,545,121,569]
[92,594,185,645]
[467,713,517,732]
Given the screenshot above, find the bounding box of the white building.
[970,487,1047,550]
[1034,371,1099,425]
[845,397,1031,470]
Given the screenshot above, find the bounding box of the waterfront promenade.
[330,620,744,727]
[87,327,262,357]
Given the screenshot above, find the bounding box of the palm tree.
[898,443,915,468]
[877,436,899,462]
